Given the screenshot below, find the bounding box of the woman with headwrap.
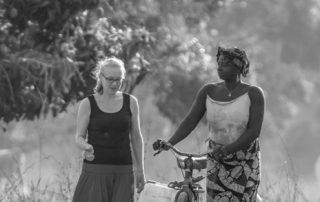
[154,46,265,201]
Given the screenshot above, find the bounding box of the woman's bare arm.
[75,98,92,150]
[130,95,145,172]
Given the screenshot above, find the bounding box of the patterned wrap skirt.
[206,139,260,202]
[73,163,134,202]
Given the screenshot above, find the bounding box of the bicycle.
[152,141,209,202]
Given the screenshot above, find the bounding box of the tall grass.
[0,153,310,202]
[0,155,80,202]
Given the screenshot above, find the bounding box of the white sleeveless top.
[206,92,251,145]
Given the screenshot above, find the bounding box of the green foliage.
[0,0,153,123]
[0,52,84,122]
[2,0,99,32]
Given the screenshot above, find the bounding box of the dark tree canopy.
[0,0,154,123]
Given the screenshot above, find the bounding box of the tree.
[0,0,152,123]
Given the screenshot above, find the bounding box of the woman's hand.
[209,145,228,161]
[135,170,146,193]
[152,139,171,151]
[84,144,94,152]
[82,144,95,161]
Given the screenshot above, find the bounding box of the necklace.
[223,82,241,97]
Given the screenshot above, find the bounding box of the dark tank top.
[85,93,133,165]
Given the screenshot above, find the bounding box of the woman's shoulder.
[125,93,139,110]
[203,82,224,87]
[77,95,91,112]
[195,82,225,101]
[201,82,224,91]
[247,84,264,94]
[125,93,137,101]
[125,93,140,114]
[247,84,265,100]
[80,94,93,103]
[86,93,97,100]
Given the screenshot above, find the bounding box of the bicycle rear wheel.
[174,189,194,202]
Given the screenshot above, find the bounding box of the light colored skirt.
[73,163,134,202]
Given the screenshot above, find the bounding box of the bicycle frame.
[154,144,209,202]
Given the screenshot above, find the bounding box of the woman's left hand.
[136,170,146,193]
[209,146,228,161]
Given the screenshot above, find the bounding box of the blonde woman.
[73,57,145,202]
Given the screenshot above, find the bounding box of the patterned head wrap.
[216,46,250,77]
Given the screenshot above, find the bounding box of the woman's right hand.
[83,144,95,161]
[152,139,171,151]
[84,144,94,152]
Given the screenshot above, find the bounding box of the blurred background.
[1,0,320,201]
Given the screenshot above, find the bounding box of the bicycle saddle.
[176,156,207,170]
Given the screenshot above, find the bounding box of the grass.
[260,169,309,202]
[0,156,80,202]
[0,154,311,202]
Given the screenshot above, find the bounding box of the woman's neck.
[224,77,241,90]
[99,91,120,100]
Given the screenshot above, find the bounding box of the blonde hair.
[94,57,126,94]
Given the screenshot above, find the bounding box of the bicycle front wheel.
[174,189,194,202]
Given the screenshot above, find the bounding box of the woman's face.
[100,65,124,93]
[217,55,240,80]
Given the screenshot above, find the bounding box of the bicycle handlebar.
[153,141,209,158]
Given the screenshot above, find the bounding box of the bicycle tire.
[174,189,194,202]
